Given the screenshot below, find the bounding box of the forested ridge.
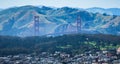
[0,34,120,56]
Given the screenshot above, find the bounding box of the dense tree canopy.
[0,34,120,56]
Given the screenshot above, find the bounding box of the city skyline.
[0,0,120,9]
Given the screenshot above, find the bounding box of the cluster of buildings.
[0,48,120,64]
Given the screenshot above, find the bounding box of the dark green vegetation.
[0,34,120,56]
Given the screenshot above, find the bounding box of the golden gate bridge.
[34,15,82,36]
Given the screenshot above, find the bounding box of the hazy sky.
[0,0,120,9]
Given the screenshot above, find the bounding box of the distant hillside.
[0,5,120,36]
[86,7,120,16]
[0,9,2,11]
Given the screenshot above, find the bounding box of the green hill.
[0,34,120,56]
